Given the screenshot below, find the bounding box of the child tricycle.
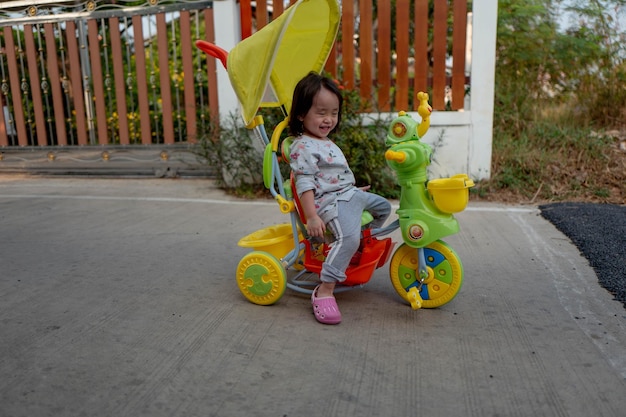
[196,0,474,310]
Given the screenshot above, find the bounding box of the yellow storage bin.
[238,223,302,259]
[427,174,475,214]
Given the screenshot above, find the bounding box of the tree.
[495,0,626,129]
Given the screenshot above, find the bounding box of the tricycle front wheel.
[236,251,286,305]
[389,241,463,308]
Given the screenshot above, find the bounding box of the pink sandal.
[311,285,341,324]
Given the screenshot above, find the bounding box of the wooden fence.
[0,0,470,149]
[244,0,470,112]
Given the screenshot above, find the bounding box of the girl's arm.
[299,190,326,237]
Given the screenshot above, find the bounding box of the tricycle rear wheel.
[236,251,286,305]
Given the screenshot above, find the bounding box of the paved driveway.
[1,176,625,417]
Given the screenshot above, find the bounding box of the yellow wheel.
[389,240,463,308]
[236,251,286,305]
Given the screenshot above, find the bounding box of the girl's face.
[299,86,340,140]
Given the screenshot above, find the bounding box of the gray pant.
[320,190,391,283]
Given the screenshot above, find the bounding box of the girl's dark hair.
[288,72,343,137]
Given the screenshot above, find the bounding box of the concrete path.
[1,176,625,417]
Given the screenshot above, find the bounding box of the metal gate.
[0,0,219,148]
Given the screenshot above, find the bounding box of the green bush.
[194,113,265,198]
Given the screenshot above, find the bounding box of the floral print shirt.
[290,135,357,224]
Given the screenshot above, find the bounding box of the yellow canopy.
[226,0,340,125]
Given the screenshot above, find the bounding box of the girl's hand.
[358,185,371,192]
[306,215,326,237]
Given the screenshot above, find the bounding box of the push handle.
[195,40,228,69]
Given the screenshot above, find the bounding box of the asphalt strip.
[540,202,626,309]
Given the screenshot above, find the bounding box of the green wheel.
[236,251,286,305]
[389,241,463,308]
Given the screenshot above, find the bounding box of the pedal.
[407,287,423,310]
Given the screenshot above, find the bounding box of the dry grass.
[472,129,626,205]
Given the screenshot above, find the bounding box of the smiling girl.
[288,72,391,324]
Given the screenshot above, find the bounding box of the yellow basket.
[238,223,302,259]
[427,174,475,214]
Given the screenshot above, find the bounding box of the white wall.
[468,1,498,180]
[212,0,241,119]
